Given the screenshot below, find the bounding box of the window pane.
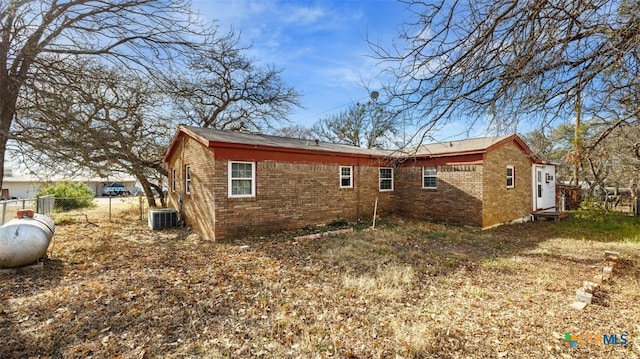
[380,179,392,190]
[232,179,252,195]
[380,168,392,179]
[424,167,436,176]
[507,167,514,187]
[185,166,191,193]
[232,163,252,178]
[423,177,437,188]
[379,168,393,190]
[340,167,352,188]
[423,166,436,188]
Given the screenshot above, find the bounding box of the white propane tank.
[0,210,55,268]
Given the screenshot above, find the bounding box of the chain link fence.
[0,195,161,225]
[0,195,55,224]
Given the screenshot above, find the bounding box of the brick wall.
[213,160,393,240]
[394,164,484,226]
[167,135,395,240]
[166,133,537,240]
[482,142,533,227]
[166,135,218,240]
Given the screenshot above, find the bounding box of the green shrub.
[573,198,608,222]
[37,181,95,211]
[54,215,77,225]
[559,199,640,242]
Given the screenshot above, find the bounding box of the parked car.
[102,183,130,196]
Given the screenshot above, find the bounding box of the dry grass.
[1,209,639,358]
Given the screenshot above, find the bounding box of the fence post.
[139,196,143,221]
[1,201,6,225]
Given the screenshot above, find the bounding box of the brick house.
[163,125,556,241]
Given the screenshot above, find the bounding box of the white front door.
[533,165,556,211]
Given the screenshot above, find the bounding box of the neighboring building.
[164,125,556,241]
[1,170,137,199]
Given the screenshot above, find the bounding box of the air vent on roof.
[148,209,178,230]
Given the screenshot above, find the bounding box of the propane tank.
[0,210,55,268]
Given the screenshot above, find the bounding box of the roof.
[164,126,393,161]
[2,173,137,184]
[164,126,541,163]
[409,135,515,157]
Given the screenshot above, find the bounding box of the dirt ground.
[1,210,639,358]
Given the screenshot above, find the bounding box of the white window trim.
[171,168,177,192]
[185,165,191,194]
[339,166,353,188]
[506,165,515,189]
[379,167,394,192]
[422,166,437,189]
[228,161,256,198]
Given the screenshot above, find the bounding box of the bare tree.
[371,0,640,148]
[0,0,213,189]
[271,125,314,139]
[311,101,399,148]
[165,39,301,132]
[13,59,173,206]
[12,42,301,206]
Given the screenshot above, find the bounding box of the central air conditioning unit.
[148,209,178,230]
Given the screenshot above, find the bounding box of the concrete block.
[583,281,599,294]
[606,255,619,263]
[604,251,620,261]
[576,289,593,304]
[571,301,588,310]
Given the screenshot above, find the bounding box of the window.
[229,161,255,198]
[340,166,353,188]
[422,166,437,189]
[537,170,542,198]
[506,166,515,188]
[185,166,191,194]
[171,168,177,192]
[379,168,394,191]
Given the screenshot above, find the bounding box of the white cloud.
[281,5,326,26]
[191,0,407,125]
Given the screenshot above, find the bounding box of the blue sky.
[193,1,408,126]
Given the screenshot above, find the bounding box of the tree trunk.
[0,95,17,192]
[572,76,582,186]
[133,173,167,208]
